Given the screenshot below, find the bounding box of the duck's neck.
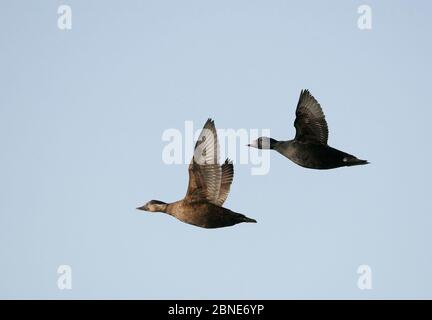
[163,202,180,216]
[268,138,279,149]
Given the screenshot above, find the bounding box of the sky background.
[1,0,431,299]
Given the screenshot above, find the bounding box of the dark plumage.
[248,90,369,169]
[137,119,256,228]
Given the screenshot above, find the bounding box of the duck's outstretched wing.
[184,119,223,205]
[184,119,234,206]
[293,89,329,145]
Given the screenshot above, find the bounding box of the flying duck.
[248,90,369,169]
[137,119,257,228]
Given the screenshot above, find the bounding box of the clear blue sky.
[1,0,431,299]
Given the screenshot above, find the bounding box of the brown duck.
[137,119,257,229]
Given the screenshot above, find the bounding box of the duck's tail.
[343,156,369,167]
[241,216,257,223]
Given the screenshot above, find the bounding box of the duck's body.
[163,200,255,229]
[248,90,368,170]
[273,140,368,170]
[138,119,256,229]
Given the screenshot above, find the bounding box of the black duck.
[248,90,368,169]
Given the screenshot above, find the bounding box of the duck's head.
[137,200,167,213]
[247,137,277,149]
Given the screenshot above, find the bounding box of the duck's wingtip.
[203,118,216,129]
